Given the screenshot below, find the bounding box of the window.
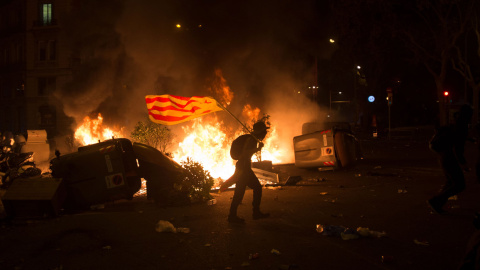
[38,105,56,128]
[14,44,24,63]
[37,40,56,61]
[38,77,56,96]
[48,41,56,60]
[42,4,52,26]
[38,41,47,61]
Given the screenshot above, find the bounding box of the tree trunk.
[472,83,479,124]
[427,62,450,126]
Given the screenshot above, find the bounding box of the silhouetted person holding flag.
[428,104,473,214]
[222,121,270,224]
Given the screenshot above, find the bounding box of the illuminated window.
[42,3,52,25]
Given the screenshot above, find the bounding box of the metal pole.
[329,88,332,112]
[388,105,391,140]
[214,99,261,143]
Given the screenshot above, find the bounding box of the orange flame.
[172,117,236,180]
[171,109,285,182]
[242,104,261,120]
[207,69,234,106]
[74,113,125,145]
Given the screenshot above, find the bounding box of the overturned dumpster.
[132,142,184,205]
[50,138,142,209]
[1,138,184,217]
[293,122,362,169]
[50,138,184,209]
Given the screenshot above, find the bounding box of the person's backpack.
[429,126,454,154]
[230,134,250,160]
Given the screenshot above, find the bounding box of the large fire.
[73,70,285,183]
[171,113,284,180]
[73,111,284,181]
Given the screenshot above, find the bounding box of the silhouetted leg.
[430,154,465,211]
[229,178,247,218]
[246,170,269,219]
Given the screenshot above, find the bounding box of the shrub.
[177,158,214,203]
[130,118,173,153]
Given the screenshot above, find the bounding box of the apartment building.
[0,0,74,139]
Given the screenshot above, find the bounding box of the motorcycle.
[0,135,42,188]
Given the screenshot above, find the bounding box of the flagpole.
[214,99,261,143]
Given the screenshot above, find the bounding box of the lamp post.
[354,65,361,126]
[444,91,449,124]
[386,87,393,140]
[327,38,335,115]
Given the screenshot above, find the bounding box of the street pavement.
[1,132,480,270]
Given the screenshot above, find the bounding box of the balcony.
[32,19,58,28]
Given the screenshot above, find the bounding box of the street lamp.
[327,38,336,114]
[444,91,450,124]
[354,65,361,126]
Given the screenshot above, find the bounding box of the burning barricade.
[49,138,143,209]
[1,136,216,218]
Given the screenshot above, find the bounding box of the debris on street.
[285,176,302,186]
[266,185,283,190]
[271,248,281,255]
[176,227,190,233]
[316,224,386,239]
[207,198,217,205]
[381,255,394,263]
[155,220,176,233]
[249,253,260,260]
[414,239,429,246]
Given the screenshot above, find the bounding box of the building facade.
[0,0,73,139]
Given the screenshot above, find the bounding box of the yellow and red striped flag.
[145,95,224,125]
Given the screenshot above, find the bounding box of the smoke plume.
[55,0,334,161]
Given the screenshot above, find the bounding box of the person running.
[428,104,473,214]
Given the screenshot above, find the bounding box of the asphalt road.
[1,134,480,270]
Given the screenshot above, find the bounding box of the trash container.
[132,142,183,204]
[293,128,360,169]
[21,130,50,164]
[294,129,337,169]
[50,138,142,208]
[1,177,66,218]
[333,130,359,168]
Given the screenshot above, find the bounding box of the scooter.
[0,138,41,188]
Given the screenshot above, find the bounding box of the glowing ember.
[74,114,125,145]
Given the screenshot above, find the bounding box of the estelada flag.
[145,95,224,125]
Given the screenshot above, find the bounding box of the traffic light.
[444,91,449,97]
